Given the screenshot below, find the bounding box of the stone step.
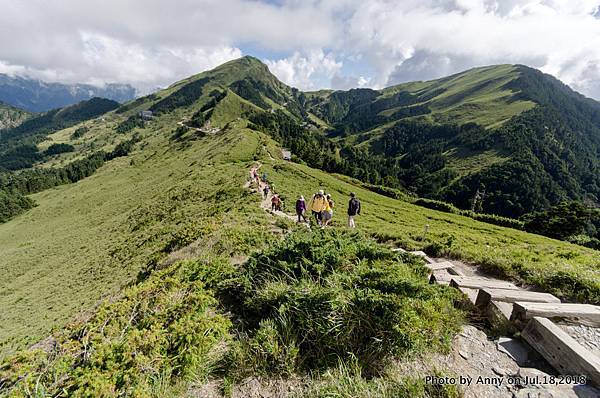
[511,302,600,328]
[522,317,600,387]
[450,276,519,290]
[475,288,560,309]
[485,301,516,335]
[429,270,452,285]
[409,250,435,264]
[457,286,479,305]
[425,261,455,272]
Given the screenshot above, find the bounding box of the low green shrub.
[70,126,89,139]
[0,259,233,397]
[414,198,524,230]
[414,198,459,213]
[115,115,145,134]
[568,234,600,250]
[44,143,75,156]
[223,230,463,377]
[362,183,408,200]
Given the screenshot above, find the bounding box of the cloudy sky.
[1,0,600,98]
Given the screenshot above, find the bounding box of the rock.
[512,388,559,397]
[458,350,469,359]
[497,337,531,365]
[492,367,505,376]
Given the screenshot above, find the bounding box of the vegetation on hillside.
[0,97,119,170]
[0,230,462,397]
[2,56,600,397]
[0,102,29,130]
[0,136,139,224]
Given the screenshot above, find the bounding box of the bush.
[414,198,458,213]
[414,198,524,230]
[223,230,463,376]
[0,259,232,396]
[0,189,35,222]
[115,115,145,134]
[522,201,593,240]
[170,126,190,141]
[461,210,524,229]
[70,126,89,139]
[44,143,75,156]
[568,234,600,250]
[362,183,408,200]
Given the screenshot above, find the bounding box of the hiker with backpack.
[263,184,270,199]
[295,195,307,223]
[347,192,361,228]
[309,190,327,225]
[271,194,282,212]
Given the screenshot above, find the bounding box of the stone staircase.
[395,248,600,396]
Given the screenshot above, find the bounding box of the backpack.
[348,198,360,215]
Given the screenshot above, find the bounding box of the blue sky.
[1,0,600,98]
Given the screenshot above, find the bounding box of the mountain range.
[1,56,599,396]
[0,73,136,112]
[3,56,600,218]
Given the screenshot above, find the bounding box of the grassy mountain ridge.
[306,64,535,132]
[0,57,599,396]
[297,64,600,217]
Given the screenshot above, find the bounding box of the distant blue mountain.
[0,74,136,112]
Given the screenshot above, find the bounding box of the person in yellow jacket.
[322,194,334,227]
[309,190,327,225]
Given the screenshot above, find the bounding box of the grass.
[0,229,463,397]
[2,56,599,396]
[0,115,272,358]
[221,230,462,379]
[262,158,600,304]
[382,64,536,128]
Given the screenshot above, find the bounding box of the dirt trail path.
[249,164,304,224]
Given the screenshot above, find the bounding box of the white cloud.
[2,0,600,98]
[265,51,342,90]
[342,0,600,96]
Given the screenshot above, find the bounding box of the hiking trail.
[244,163,600,398]
[248,163,301,224]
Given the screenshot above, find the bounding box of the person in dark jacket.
[347,192,361,228]
[295,195,307,223]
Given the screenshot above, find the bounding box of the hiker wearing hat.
[295,195,307,223]
[347,192,361,228]
[309,190,327,225]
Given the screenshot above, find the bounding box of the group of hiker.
[251,166,361,228]
[295,190,361,228]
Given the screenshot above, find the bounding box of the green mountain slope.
[301,65,600,217]
[0,97,119,170]
[0,57,599,396]
[0,101,29,130]
[306,64,535,131]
